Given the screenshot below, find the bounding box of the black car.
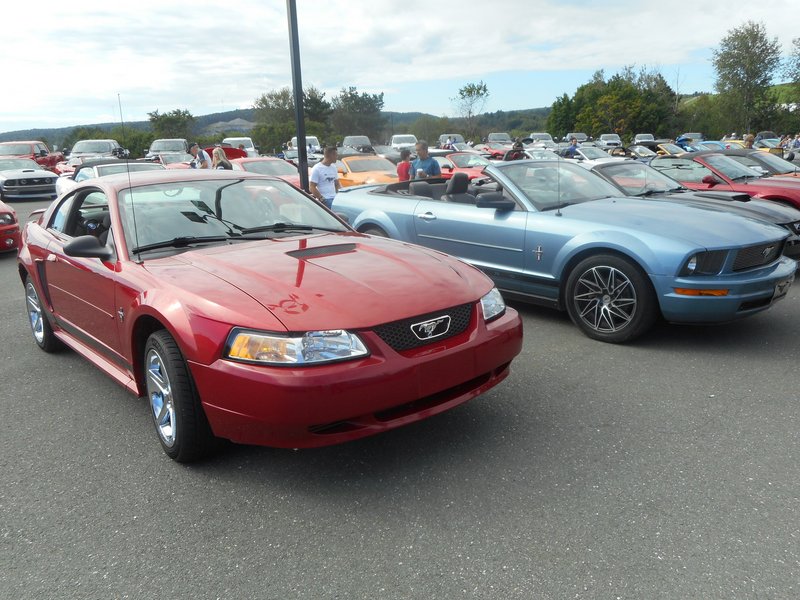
[589,160,800,260]
[709,148,799,176]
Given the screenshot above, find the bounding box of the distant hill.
[0,106,553,146]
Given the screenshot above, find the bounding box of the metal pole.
[286,0,309,191]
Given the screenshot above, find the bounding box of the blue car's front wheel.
[565,254,657,343]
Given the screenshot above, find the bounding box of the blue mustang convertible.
[333,161,795,343]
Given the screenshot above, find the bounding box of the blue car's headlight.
[480,288,506,322]
[679,250,727,276]
[226,329,369,365]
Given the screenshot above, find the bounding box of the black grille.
[372,303,473,352]
[784,221,800,235]
[733,241,784,271]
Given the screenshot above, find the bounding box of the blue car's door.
[411,199,528,291]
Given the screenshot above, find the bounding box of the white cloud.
[1,0,798,133]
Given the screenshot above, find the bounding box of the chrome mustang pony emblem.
[410,315,451,340]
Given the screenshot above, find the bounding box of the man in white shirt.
[188,143,210,169]
[309,146,340,208]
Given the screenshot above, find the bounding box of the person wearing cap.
[188,142,211,169]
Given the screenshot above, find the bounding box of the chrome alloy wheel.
[146,348,177,447]
[572,265,637,333]
[25,280,45,344]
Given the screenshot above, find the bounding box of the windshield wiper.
[239,222,341,235]
[132,235,232,253]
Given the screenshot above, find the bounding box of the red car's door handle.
[415,212,437,221]
[46,254,58,262]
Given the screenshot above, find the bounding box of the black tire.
[362,226,388,237]
[24,275,63,352]
[564,254,657,343]
[143,330,216,462]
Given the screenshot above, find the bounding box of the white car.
[560,146,628,167]
[67,139,128,160]
[222,136,258,157]
[290,135,322,153]
[0,158,58,201]
[390,134,418,151]
[145,138,188,160]
[597,134,622,149]
[55,159,165,195]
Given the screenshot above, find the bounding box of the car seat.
[441,173,476,204]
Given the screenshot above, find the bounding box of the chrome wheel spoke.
[574,266,637,333]
[146,350,176,446]
[25,283,45,343]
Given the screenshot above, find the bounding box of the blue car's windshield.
[498,161,620,210]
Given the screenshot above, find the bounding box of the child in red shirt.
[397,149,412,181]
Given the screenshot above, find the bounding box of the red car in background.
[18,169,522,461]
[0,199,20,253]
[651,152,800,210]
[231,156,301,187]
[0,141,64,172]
[472,142,511,159]
[433,152,491,180]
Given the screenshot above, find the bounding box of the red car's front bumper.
[190,307,522,448]
[0,224,20,252]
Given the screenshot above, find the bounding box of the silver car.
[0,158,58,201]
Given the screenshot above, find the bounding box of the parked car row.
[6,131,800,465]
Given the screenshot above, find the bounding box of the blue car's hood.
[561,197,788,248]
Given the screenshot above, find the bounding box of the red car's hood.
[162,233,491,331]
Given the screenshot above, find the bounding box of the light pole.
[286,0,309,191]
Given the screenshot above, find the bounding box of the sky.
[2,0,799,135]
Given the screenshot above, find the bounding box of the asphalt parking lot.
[1,197,798,599]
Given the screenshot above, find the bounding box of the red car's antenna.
[117,93,142,263]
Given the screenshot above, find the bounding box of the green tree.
[783,37,800,105]
[62,127,111,152]
[110,126,152,158]
[147,109,195,140]
[303,86,332,141]
[452,81,489,141]
[712,21,782,134]
[410,115,449,143]
[546,94,575,140]
[252,87,297,150]
[330,86,386,141]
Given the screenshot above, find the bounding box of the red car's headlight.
[225,328,369,366]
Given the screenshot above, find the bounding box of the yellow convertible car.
[336,155,398,187]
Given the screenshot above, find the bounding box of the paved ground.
[1,197,798,599]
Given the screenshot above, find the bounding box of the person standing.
[410,141,441,179]
[743,134,755,149]
[565,137,579,158]
[397,149,412,181]
[188,143,210,169]
[309,146,340,208]
[212,147,233,170]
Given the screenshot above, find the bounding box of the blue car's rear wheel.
[565,254,657,343]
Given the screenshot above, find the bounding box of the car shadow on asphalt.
[187,391,549,494]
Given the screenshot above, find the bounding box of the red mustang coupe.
[231,156,302,188]
[18,170,522,461]
[651,152,800,210]
[433,152,491,180]
[0,199,20,253]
